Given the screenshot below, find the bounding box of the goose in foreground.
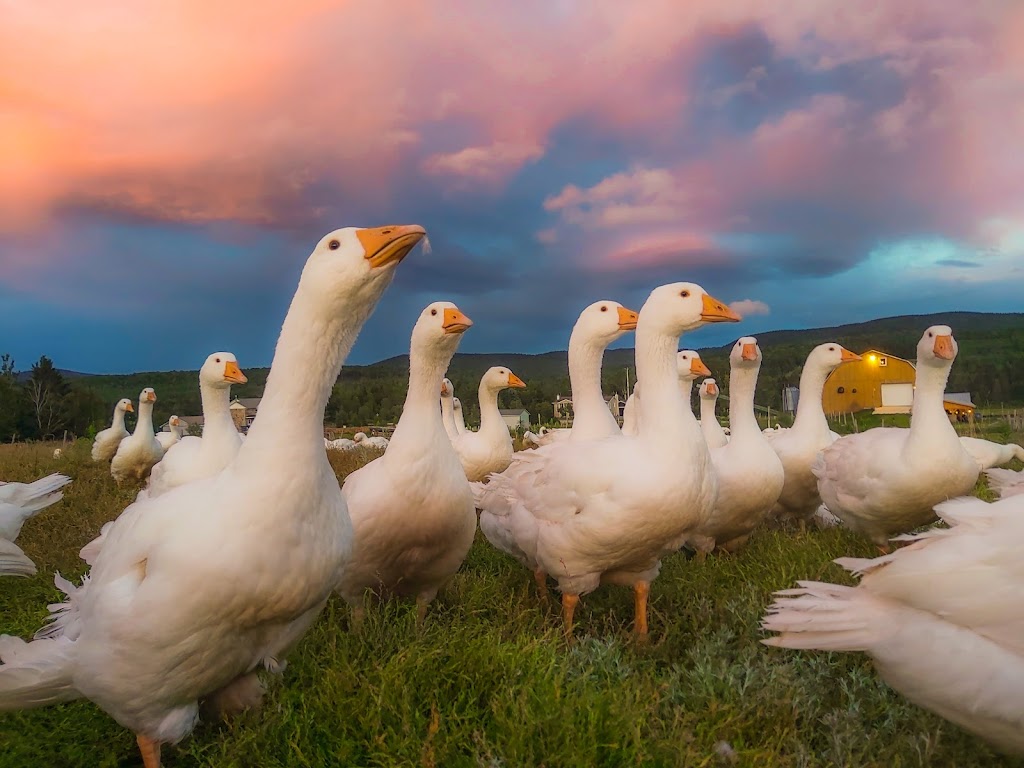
[339,302,475,620]
[0,224,425,768]
[110,389,164,482]
[764,343,860,525]
[813,327,979,548]
[763,493,1024,755]
[451,366,527,481]
[697,379,729,449]
[959,437,1024,471]
[155,417,185,452]
[689,339,784,555]
[91,399,134,462]
[0,473,72,577]
[477,284,740,638]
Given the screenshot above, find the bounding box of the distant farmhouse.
[552,393,626,427]
[179,397,262,435]
[499,408,531,430]
[821,349,974,420]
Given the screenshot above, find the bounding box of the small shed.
[822,349,916,414]
[499,409,531,430]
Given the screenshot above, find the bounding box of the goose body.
[765,343,860,524]
[698,379,729,449]
[110,389,164,482]
[763,493,1024,755]
[813,327,979,546]
[339,303,476,613]
[959,437,1024,471]
[690,339,784,553]
[0,474,72,577]
[451,366,527,481]
[476,284,740,636]
[0,224,425,767]
[91,399,134,462]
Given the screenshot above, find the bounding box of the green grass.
[1,440,1023,767]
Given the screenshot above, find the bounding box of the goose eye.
[215,357,221,363]
[680,290,690,297]
[600,305,608,312]
[431,309,437,316]
[928,332,933,337]
[828,347,835,352]
[328,240,340,250]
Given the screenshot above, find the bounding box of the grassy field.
[1,439,1022,767]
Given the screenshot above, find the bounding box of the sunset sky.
[2,1,1022,373]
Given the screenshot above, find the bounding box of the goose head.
[676,350,712,383]
[919,325,957,368]
[441,378,455,399]
[169,415,181,428]
[481,366,527,393]
[117,398,134,414]
[201,352,248,390]
[300,225,426,312]
[699,378,719,400]
[730,336,763,369]
[353,431,367,443]
[453,397,463,416]
[638,282,741,337]
[805,342,861,374]
[573,300,639,347]
[139,388,157,405]
[414,302,473,361]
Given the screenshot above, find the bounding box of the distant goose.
[110,388,164,482]
[91,399,134,462]
[451,366,527,481]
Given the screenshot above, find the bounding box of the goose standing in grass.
[0,473,72,577]
[155,416,186,452]
[477,284,739,638]
[451,366,527,481]
[440,378,462,440]
[697,378,729,449]
[339,302,476,621]
[476,300,639,579]
[959,437,1024,470]
[143,353,247,500]
[763,493,1024,755]
[764,343,860,525]
[0,224,425,768]
[110,388,164,482]
[813,327,979,548]
[91,398,134,462]
[689,338,784,555]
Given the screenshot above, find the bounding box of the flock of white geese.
[1,224,1023,764]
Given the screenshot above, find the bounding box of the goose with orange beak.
[451,366,527,482]
[812,325,979,548]
[698,378,729,449]
[339,302,477,622]
[110,388,164,482]
[91,398,136,463]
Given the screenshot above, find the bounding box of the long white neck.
[388,342,456,461]
[134,400,155,439]
[454,403,466,433]
[198,381,240,459]
[907,361,957,452]
[568,330,618,441]
[238,279,375,470]
[478,382,504,437]
[699,395,717,426]
[792,363,831,436]
[440,395,458,440]
[112,406,127,432]
[635,323,700,454]
[728,364,761,438]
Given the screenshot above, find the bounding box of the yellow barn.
[821,349,916,414]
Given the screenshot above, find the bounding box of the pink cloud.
[729,299,771,317]
[423,143,544,184]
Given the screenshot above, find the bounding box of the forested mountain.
[3,312,1022,440]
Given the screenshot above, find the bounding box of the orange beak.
[124,402,135,413]
[933,334,955,360]
[701,294,742,323]
[705,382,718,396]
[507,373,527,388]
[223,360,248,384]
[442,307,473,335]
[690,358,712,377]
[616,306,639,331]
[356,224,427,269]
[146,391,157,403]
[741,343,759,361]
[840,348,861,363]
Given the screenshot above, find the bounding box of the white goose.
[155,416,186,452]
[0,474,72,577]
[763,493,1024,755]
[440,378,461,440]
[697,379,729,449]
[452,397,466,434]
[0,224,425,768]
[91,399,134,462]
[476,284,739,638]
[813,326,980,548]
[620,350,708,441]
[764,343,860,525]
[110,389,164,482]
[959,437,1024,471]
[143,353,247,500]
[984,468,1024,499]
[689,338,784,555]
[451,366,527,481]
[339,302,476,620]
[620,385,640,437]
